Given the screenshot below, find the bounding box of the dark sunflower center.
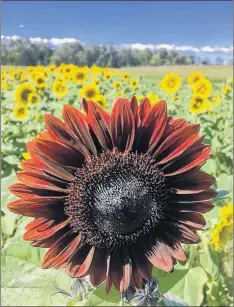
[65,152,173,249]
[88,170,155,235]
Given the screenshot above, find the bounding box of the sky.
[2,1,232,47]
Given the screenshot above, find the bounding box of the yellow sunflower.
[222,85,232,96]
[73,68,88,84]
[91,65,102,76]
[210,203,233,251]
[13,104,29,120]
[103,72,111,81]
[160,73,181,95]
[52,81,68,98]
[190,94,207,114]
[130,78,139,89]
[80,83,100,100]
[113,81,121,89]
[121,72,130,80]
[93,78,101,86]
[188,72,205,86]
[15,83,36,105]
[34,74,46,88]
[48,64,56,73]
[94,94,107,109]
[1,81,13,91]
[192,78,212,97]
[146,93,159,104]
[28,93,40,105]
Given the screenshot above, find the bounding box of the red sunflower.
[8,96,217,293]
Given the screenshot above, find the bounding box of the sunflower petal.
[111,98,135,152]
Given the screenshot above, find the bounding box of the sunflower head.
[113,81,121,89]
[130,78,139,88]
[28,93,40,105]
[73,68,88,84]
[52,80,68,98]
[222,85,232,96]
[80,83,100,100]
[190,94,207,114]
[160,73,181,95]
[188,72,205,86]
[15,83,36,105]
[48,64,56,73]
[122,72,130,80]
[192,79,212,97]
[13,104,29,120]
[8,96,216,294]
[34,74,46,88]
[94,94,107,109]
[210,203,233,251]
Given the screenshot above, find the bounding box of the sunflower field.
[1,64,233,307]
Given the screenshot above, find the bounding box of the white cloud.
[124,43,233,53]
[18,24,25,28]
[1,35,233,54]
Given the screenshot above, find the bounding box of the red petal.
[44,114,73,142]
[155,124,200,163]
[146,243,174,273]
[17,171,67,192]
[136,100,167,153]
[25,217,53,231]
[9,183,66,199]
[111,98,135,152]
[62,105,97,155]
[41,232,80,269]
[163,145,211,176]
[174,189,218,202]
[84,100,112,151]
[166,243,186,261]
[138,98,151,122]
[120,263,132,293]
[129,95,139,127]
[170,171,215,192]
[168,212,206,230]
[76,247,95,277]
[66,244,91,278]
[173,201,214,213]
[105,256,112,294]
[7,197,65,218]
[23,218,70,240]
[89,248,107,287]
[35,139,85,169]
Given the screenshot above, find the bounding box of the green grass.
[118,65,233,81]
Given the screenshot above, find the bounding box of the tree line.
[2,38,229,67]
[2,38,197,67]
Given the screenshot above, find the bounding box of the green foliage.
[2,39,194,67]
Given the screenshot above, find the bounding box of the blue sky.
[2,1,232,47]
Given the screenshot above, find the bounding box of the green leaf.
[162,292,188,306]
[91,283,120,303]
[170,267,208,306]
[1,240,77,306]
[152,264,189,293]
[1,171,18,213]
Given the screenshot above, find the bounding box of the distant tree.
[215,56,224,65]
[2,39,198,67]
